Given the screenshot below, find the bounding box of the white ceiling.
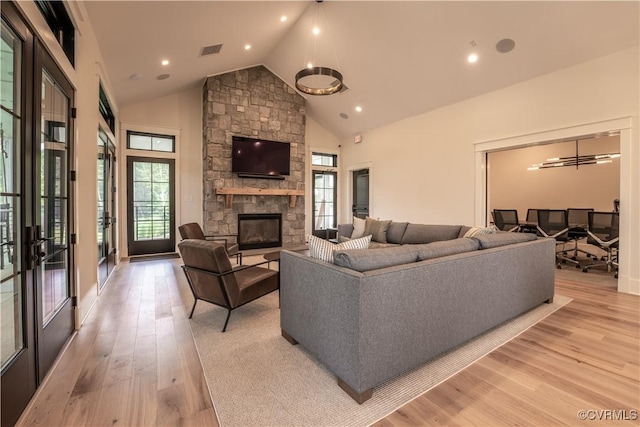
[84,1,639,139]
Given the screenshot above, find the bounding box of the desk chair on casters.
[178,222,242,265]
[582,211,619,278]
[536,209,581,269]
[492,209,520,232]
[567,208,599,261]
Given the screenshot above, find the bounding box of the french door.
[312,170,337,231]
[1,4,75,425]
[127,157,175,256]
[98,129,116,288]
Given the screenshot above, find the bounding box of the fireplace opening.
[237,213,282,250]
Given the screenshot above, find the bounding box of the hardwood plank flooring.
[16,261,218,427]
[376,275,639,427]
[17,259,638,427]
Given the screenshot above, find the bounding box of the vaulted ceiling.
[85,1,639,139]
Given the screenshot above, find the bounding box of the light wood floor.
[17,260,639,426]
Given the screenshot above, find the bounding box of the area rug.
[174,264,571,427]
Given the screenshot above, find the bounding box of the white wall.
[489,136,620,218]
[304,117,341,236]
[14,1,120,324]
[338,46,639,294]
[118,87,203,257]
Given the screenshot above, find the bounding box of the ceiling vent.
[201,44,223,56]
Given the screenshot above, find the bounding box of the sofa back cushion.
[333,245,418,272]
[364,218,392,243]
[414,238,480,261]
[401,224,463,244]
[386,222,409,244]
[473,232,538,249]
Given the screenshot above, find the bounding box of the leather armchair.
[178,239,278,332]
[178,222,242,264]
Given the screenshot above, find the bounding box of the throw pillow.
[364,218,392,243]
[308,235,372,263]
[463,225,497,238]
[351,216,366,239]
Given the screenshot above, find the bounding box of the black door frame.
[352,168,370,219]
[312,170,338,231]
[126,156,176,256]
[33,37,75,385]
[1,4,37,426]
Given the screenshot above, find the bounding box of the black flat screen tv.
[232,136,290,178]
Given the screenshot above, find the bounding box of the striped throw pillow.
[463,225,497,238]
[308,234,372,263]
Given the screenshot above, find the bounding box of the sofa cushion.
[414,238,480,261]
[473,232,537,249]
[401,224,463,244]
[364,218,392,243]
[333,245,418,272]
[463,225,497,238]
[308,234,371,262]
[351,217,366,238]
[368,241,400,249]
[386,222,409,244]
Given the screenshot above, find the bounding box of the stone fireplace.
[202,65,306,248]
[237,213,282,250]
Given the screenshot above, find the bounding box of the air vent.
[201,44,223,56]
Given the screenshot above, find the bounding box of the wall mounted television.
[231,136,291,179]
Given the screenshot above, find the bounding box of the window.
[34,1,75,66]
[312,152,337,167]
[98,84,115,133]
[127,131,175,153]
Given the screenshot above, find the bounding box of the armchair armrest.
[182,259,272,278]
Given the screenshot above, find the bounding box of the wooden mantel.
[216,187,305,208]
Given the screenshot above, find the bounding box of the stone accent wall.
[202,65,306,247]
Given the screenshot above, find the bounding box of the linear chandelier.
[295,0,344,96]
[527,140,620,170]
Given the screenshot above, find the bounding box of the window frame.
[126,130,176,153]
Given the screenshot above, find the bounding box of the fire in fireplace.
[237,213,282,250]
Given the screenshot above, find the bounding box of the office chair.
[567,208,598,261]
[492,209,520,232]
[582,211,619,278]
[519,208,542,234]
[536,209,580,269]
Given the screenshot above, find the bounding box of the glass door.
[1,11,36,426]
[97,129,116,288]
[34,47,74,382]
[127,156,175,256]
[312,170,337,231]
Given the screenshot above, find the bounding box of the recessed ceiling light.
[280,15,287,22]
[129,73,143,81]
[156,74,170,80]
[312,27,320,36]
[161,59,169,66]
[244,44,251,50]
[355,106,362,112]
[339,113,349,119]
[467,53,478,63]
[306,62,313,69]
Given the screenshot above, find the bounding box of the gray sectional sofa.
[280,226,555,403]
